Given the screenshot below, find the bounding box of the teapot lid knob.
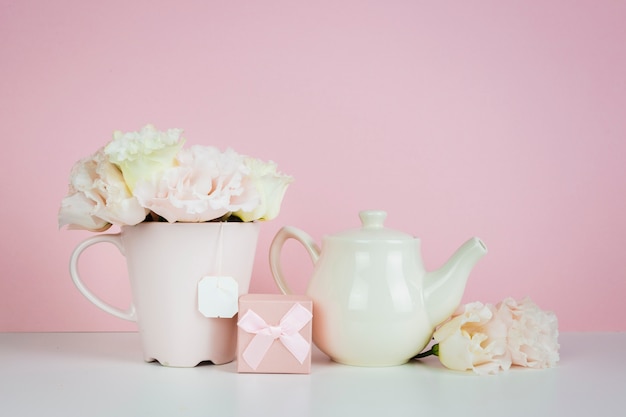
[330,210,413,241]
[359,210,387,229]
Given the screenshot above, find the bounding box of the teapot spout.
[424,237,487,327]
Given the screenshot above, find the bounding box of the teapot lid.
[332,210,414,242]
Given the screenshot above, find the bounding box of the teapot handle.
[269,226,321,295]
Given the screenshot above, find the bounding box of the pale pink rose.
[495,297,560,369]
[234,157,293,222]
[433,302,511,375]
[133,146,260,223]
[58,149,149,231]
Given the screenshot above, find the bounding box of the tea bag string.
[215,221,224,276]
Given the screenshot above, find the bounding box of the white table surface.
[1,332,624,417]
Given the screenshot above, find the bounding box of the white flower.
[432,298,559,375]
[104,124,184,191]
[58,149,148,231]
[133,146,259,223]
[433,302,511,375]
[234,157,293,222]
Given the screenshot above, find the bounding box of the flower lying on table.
[59,124,293,231]
[415,297,559,375]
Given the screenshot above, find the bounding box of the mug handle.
[69,233,137,322]
[269,226,321,295]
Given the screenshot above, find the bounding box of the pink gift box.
[237,294,313,374]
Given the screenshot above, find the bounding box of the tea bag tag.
[198,276,239,318]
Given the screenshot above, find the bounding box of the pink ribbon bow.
[237,303,313,370]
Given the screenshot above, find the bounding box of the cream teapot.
[269,210,487,366]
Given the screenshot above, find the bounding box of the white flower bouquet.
[59,124,293,231]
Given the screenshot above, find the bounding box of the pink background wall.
[1,0,624,332]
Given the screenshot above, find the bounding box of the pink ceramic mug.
[70,221,260,367]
